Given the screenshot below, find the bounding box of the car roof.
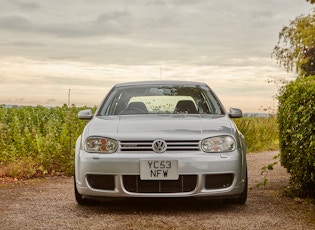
[114,80,208,88]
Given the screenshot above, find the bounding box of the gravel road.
[0,151,314,230]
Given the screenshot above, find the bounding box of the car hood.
[84,115,236,140]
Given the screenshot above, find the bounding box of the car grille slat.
[123,175,197,193]
[120,140,200,152]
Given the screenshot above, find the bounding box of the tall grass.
[234,116,279,153]
[0,106,279,179]
[0,105,90,178]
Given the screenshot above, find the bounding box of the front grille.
[120,140,200,152]
[87,175,115,190]
[205,174,234,189]
[123,175,197,193]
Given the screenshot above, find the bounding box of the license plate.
[140,160,179,180]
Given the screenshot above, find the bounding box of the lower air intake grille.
[87,175,115,190]
[205,174,234,189]
[123,175,197,193]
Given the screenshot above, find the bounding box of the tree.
[272,13,315,77]
[301,47,315,76]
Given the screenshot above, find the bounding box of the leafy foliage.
[300,47,315,76]
[277,76,315,198]
[0,105,92,178]
[255,154,280,189]
[272,12,315,77]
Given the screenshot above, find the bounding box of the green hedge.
[278,76,315,198]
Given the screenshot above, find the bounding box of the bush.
[277,76,315,198]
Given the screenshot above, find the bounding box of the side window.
[206,92,224,114]
[110,92,124,115]
[196,88,224,115]
[100,90,126,115]
[193,91,213,114]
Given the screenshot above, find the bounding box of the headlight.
[85,137,118,153]
[201,136,236,153]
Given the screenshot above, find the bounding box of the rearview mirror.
[229,108,243,118]
[78,109,93,120]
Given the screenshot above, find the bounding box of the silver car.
[74,81,247,205]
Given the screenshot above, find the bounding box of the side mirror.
[78,109,93,120]
[229,108,243,118]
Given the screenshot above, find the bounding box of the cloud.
[170,0,203,6]
[12,41,44,47]
[0,55,294,110]
[146,0,167,7]
[0,0,311,66]
[14,1,40,10]
[0,0,311,110]
[0,9,133,38]
[0,15,33,31]
[1,0,40,12]
[45,98,57,104]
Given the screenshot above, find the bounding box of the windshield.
[98,84,225,116]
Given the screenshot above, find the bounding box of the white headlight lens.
[85,137,118,153]
[201,136,235,153]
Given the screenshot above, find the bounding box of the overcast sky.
[0,0,313,112]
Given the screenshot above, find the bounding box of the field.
[234,116,279,153]
[0,106,278,179]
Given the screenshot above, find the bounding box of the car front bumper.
[75,149,247,199]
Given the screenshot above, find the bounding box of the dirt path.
[0,151,314,230]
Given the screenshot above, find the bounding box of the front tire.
[225,170,248,204]
[74,177,94,205]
